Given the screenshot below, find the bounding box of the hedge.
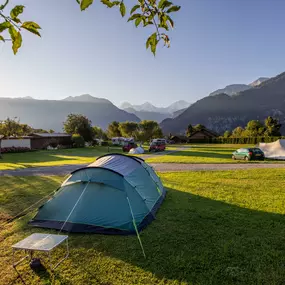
[0,147,32,153]
[188,136,285,144]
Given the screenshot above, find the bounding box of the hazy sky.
[1,0,285,107]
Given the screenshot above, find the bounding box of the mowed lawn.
[1,169,285,284]
[0,146,122,170]
[146,144,285,164]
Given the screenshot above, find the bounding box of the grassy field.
[2,169,285,284]
[146,144,285,164]
[1,144,284,171]
[0,146,122,170]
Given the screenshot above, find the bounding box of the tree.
[0,117,26,136]
[32,128,49,134]
[93,126,107,140]
[0,118,21,137]
[119,122,138,138]
[232,126,244,137]
[186,124,194,137]
[194,124,206,132]
[0,0,180,55]
[107,121,121,138]
[244,120,265,137]
[264,116,281,136]
[139,120,163,142]
[63,114,93,142]
[223,130,232,138]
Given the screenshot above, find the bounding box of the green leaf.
[146,32,158,55]
[130,4,140,14]
[0,35,4,42]
[146,33,156,49]
[159,14,169,30]
[166,5,181,13]
[166,15,174,28]
[0,0,9,10]
[101,0,114,8]
[21,22,41,37]
[158,0,167,9]
[10,5,25,20]
[80,0,93,11]
[13,18,21,24]
[8,26,17,41]
[21,21,41,30]
[76,0,80,4]
[0,21,11,33]
[135,17,142,27]
[120,2,126,17]
[8,26,22,54]
[143,21,154,27]
[161,1,172,10]
[127,13,141,22]
[12,31,22,54]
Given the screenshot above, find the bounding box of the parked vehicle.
[149,141,166,152]
[232,147,265,161]
[122,142,137,152]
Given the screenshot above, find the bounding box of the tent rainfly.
[29,154,166,235]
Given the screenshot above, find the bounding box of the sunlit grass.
[1,169,285,284]
[146,144,285,164]
[0,146,122,170]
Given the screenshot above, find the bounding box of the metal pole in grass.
[126,196,146,258]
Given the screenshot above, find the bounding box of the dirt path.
[1,162,285,176]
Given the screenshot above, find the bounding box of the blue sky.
[1,0,285,107]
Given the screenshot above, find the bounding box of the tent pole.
[126,197,146,259]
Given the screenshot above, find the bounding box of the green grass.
[146,144,285,164]
[0,146,122,170]
[2,170,285,284]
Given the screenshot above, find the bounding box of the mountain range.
[209,77,269,97]
[0,95,140,131]
[160,72,285,135]
[1,74,283,135]
[120,100,191,122]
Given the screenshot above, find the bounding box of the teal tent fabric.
[30,154,166,234]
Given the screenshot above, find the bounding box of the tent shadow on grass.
[66,187,285,285]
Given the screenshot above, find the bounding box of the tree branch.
[143,0,161,39]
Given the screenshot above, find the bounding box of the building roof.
[31,133,71,138]
[189,128,219,138]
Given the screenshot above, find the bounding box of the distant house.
[188,128,219,142]
[29,133,72,149]
[170,135,188,144]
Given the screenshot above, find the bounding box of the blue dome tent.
[29,154,166,236]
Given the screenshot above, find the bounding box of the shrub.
[0,147,31,153]
[72,134,85,148]
[101,141,109,146]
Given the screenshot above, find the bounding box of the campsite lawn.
[146,144,285,164]
[1,169,285,284]
[0,146,122,170]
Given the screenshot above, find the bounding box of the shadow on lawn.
[65,187,285,285]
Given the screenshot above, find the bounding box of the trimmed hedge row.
[189,136,285,144]
[0,147,32,153]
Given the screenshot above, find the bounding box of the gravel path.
[151,163,285,172]
[0,162,285,176]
